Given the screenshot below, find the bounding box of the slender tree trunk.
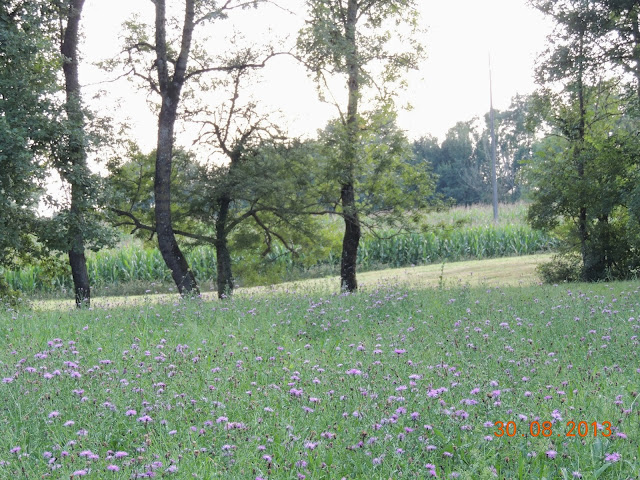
[153,0,199,295]
[215,195,233,298]
[631,10,640,103]
[340,0,361,292]
[60,0,90,307]
[575,29,593,282]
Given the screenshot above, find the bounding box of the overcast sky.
[80,0,553,151]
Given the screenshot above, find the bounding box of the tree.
[186,55,308,298]
[112,0,285,296]
[110,39,320,298]
[480,94,539,202]
[1,1,114,304]
[57,0,92,307]
[438,120,488,205]
[528,0,640,281]
[527,84,640,280]
[598,0,640,101]
[298,0,425,292]
[24,0,118,308]
[0,1,57,275]
[109,140,324,298]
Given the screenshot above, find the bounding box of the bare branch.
[251,213,297,256]
[183,51,289,82]
[112,209,217,244]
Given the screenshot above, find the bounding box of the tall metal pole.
[489,54,499,222]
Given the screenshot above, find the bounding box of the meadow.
[3,203,557,297]
[1,277,639,479]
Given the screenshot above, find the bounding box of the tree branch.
[112,208,217,244]
[251,212,297,256]
[183,51,289,82]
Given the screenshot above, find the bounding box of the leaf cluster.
[297,0,424,110]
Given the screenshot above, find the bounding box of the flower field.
[1,280,639,478]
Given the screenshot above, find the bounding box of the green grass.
[1,274,639,478]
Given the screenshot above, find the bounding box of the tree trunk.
[340,0,361,293]
[153,0,199,296]
[155,103,199,295]
[578,206,590,280]
[340,183,360,292]
[61,0,90,308]
[69,245,89,306]
[215,195,234,298]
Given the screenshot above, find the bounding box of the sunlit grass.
[32,254,551,311]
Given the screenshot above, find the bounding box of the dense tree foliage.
[1,1,116,305]
[411,95,538,206]
[527,0,640,281]
[109,140,329,298]
[0,2,56,272]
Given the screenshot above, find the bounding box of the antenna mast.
[489,54,499,222]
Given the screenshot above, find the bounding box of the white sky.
[80,0,553,151]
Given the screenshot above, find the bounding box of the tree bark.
[340,0,361,293]
[215,194,234,298]
[155,104,199,294]
[630,9,640,103]
[60,0,90,307]
[340,183,360,292]
[153,0,199,295]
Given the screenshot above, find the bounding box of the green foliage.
[537,253,583,283]
[313,110,439,228]
[527,0,640,282]
[0,1,60,267]
[0,275,20,305]
[526,84,640,281]
[297,0,424,93]
[107,144,206,246]
[412,94,540,206]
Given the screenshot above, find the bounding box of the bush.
[537,253,583,283]
[0,275,20,306]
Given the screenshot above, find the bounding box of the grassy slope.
[34,254,553,311]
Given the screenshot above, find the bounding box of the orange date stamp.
[494,420,613,438]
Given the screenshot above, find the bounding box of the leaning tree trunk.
[155,103,199,295]
[61,0,91,307]
[339,0,361,293]
[152,0,199,295]
[215,194,234,298]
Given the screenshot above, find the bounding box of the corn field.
[4,223,556,294]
